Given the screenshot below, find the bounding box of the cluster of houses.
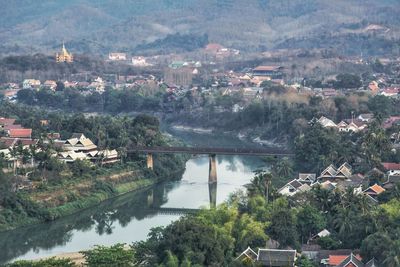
[236,244,378,267]
[0,117,119,173]
[315,115,371,133]
[277,162,395,204]
[57,133,119,165]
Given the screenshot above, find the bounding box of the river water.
[0,130,270,264]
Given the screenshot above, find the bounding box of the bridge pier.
[209,154,217,184]
[147,189,154,207]
[209,182,217,209]
[146,153,153,170]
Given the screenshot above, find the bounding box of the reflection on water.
[0,131,270,264]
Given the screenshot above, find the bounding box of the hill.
[0,0,399,56]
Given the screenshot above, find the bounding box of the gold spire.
[56,41,73,63]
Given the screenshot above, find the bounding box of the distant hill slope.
[0,0,399,56]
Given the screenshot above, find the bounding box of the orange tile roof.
[329,255,362,266]
[329,255,349,265]
[369,184,385,194]
[8,128,32,138]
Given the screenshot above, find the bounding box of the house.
[382,162,400,172]
[363,184,385,198]
[327,254,362,267]
[8,128,32,138]
[338,120,366,133]
[22,79,41,89]
[298,173,317,184]
[58,151,88,163]
[205,43,224,53]
[0,118,16,127]
[318,116,337,128]
[109,53,127,61]
[89,77,105,93]
[380,87,399,98]
[257,249,297,267]
[278,179,305,196]
[318,163,352,182]
[358,114,374,122]
[63,133,97,153]
[43,80,57,90]
[0,137,38,149]
[132,56,150,66]
[91,149,119,164]
[235,247,258,263]
[278,173,315,196]
[252,66,284,79]
[383,116,400,129]
[236,247,297,267]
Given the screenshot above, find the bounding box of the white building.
[22,79,41,89]
[109,53,127,61]
[132,56,151,67]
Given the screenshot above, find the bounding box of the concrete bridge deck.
[128,145,293,156]
[150,207,200,216]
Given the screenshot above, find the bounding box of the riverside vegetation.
[0,103,187,232]
[5,171,400,266]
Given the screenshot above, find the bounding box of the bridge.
[128,145,293,184]
[149,207,200,216]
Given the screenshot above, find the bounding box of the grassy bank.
[0,154,188,232]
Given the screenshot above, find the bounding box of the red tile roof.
[329,255,362,266]
[0,118,16,126]
[3,124,23,130]
[0,137,37,148]
[8,128,32,138]
[382,162,400,170]
[329,255,348,266]
[205,43,223,51]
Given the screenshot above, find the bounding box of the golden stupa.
[56,42,73,63]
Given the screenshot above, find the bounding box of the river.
[0,130,271,264]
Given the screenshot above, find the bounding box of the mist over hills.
[1,0,399,56]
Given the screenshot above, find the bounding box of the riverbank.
[167,123,286,149]
[0,156,187,233]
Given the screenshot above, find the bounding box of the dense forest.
[0,0,399,55]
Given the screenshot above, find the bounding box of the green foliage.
[334,73,362,89]
[296,205,326,243]
[135,33,209,54]
[5,257,76,267]
[296,255,317,267]
[266,198,299,248]
[81,243,134,267]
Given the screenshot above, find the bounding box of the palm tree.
[334,208,352,237]
[274,157,293,178]
[383,240,400,267]
[247,171,272,202]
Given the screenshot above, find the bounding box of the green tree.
[81,244,134,267]
[296,205,326,243]
[266,198,298,248]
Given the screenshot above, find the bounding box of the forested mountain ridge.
[1,0,399,55]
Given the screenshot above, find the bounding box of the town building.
[22,79,41,90]
[252,66,284,79]
[236,247,297,267]
[132,56,151,66]
[43,80,57,91]
[109,53,127,61]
